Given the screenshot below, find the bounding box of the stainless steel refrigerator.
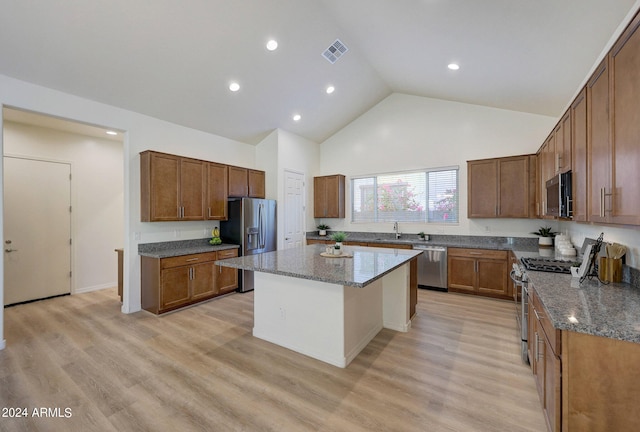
[220,198,277,292]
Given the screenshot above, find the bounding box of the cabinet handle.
[534,332,538,362]
[186,258,199,262]
[192,267,195,279]
[533,308,542,320]
[469,252,483,255]
[208,207,212,218]
[600,188,605,218]
[537,332,544,362]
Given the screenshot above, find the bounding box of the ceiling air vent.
[322,39,348,64]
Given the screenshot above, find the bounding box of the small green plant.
[532,226,556,237]
[317,224,330,230]
[418,231,426,239]
[331,231,347,242]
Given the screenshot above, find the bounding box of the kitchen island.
[216,244,421,367]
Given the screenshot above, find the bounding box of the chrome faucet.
[393,221,401,239]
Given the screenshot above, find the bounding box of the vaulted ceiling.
[0,0,637,144]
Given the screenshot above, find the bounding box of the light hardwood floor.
[1,288,546,432]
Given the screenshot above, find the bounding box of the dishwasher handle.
[413,245,447,252]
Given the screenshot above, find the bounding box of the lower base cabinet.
[142,249,238,314]
[529,286,640,432]
[447,248,510,299]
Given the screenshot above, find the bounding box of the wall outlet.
[174,229,180,238]
[485,225,491,232]
[134,232,141,241]
[279,307,286,321]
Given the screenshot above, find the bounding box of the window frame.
[350,166,459,225]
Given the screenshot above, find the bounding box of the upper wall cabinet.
[206,162,228,220]
[607,12,640,225]
[571,88,588,223]
[314,174,345,218]
[140,151,205,222]
[141,150,264,222]
[467,155,535,218]
[228,166,266,199]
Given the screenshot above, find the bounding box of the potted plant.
[333,244,342,255]
[417,231,429,241]
[331,231,347,247]
[317,224,330,236]
[532,226,556,247]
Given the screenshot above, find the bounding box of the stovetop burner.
[520,257,576,274]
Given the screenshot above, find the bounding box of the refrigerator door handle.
[259,203,266,249]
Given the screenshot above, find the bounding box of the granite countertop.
[138,238,240,258]
[513,250,640,344]
[307,232,541,252]
[215,244,421,288]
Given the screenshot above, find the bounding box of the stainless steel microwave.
[546,171,572,218]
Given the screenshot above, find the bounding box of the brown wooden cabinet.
[229,166,266,198]
[571,88,588,222]
[140,151,205,222]
[529,287,561,432]
[467,155,534,218]
[141,249,239,314]
[314,175,345,218]
[206,162,228,220]
[587,59,611,224]
[215,248,239,294]
[608,13,640,225]
[447,248,509,299]
[554,111,572,175]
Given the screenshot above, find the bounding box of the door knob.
[5,248,18,253]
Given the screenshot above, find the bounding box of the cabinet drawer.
[448,247,507,260]
[531,288,561,356]
[161,252,218,269]
[216,249,238,259]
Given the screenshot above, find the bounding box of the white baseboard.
[74,282,116,294]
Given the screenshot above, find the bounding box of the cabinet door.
[180,158,205,220]
[476,258,508,297]
[216,249,239,293]
[559,111,572,174]
[544,336,561,432]
[498,156,529,218]
[228,166,248,197]
[248,170,265,198]
[571,89,588,222]
[191,262,216,300]
[206,162,228,220]
[160,266,190,311]
[610,15,640,225]
[447,256,476,293]
[149,152,180,221]
[313,175,345,218]
[467,159,497,217]
[587,59,610,223]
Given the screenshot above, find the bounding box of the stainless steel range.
[510,264,529,363]
[520,257,575,274]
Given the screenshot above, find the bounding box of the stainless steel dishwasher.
[412,245,448,290]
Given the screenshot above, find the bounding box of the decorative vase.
[333,247,341,255]
[335,242,343,248]
[319,230,326,236]
[538,237,553,247]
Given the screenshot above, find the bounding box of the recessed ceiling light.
[229,82,240,92]
[106,131,118,136]
[448,63,460,70]
[266,39,278,51]
[293,114,301,121]
[326,85,335,94]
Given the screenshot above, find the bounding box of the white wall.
[0,74,257,330]
[3,121,124,293]
[319,93,557,237]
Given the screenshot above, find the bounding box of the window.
[351,167,458,224]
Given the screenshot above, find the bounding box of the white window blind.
[351,167,458,224]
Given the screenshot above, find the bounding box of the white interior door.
[3,156,72,305]
[283,170,304,249]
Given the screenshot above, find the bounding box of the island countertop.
[215,244,421,288]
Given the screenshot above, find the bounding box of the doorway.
[3,156,72,305]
